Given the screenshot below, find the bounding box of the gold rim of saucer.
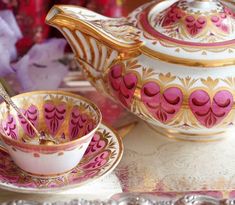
[0,90,102,150]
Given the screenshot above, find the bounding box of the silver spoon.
[0,83,59,145]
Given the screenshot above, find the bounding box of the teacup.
[0,91,102,176]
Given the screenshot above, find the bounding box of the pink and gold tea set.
[46,0,235,141]
[0,0,235,194]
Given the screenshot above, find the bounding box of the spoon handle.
[0,83,41,137]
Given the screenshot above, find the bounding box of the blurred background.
[0,0,148,129]
[0,0,149,55]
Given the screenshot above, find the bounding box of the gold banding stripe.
[147,123,226,142]
[141,46,235,68]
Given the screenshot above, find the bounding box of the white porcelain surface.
[3,137,92,175]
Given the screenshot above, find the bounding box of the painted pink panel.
[44,103,66,135]
[69,107,89,140]
[84,133,106,156]
[82,151,109,170]
[189,90,233,128]
[185,16,207,36]
[108,64,137,107]
[18,105,39,137]
[2,114,18,140]
[141,82,183,123]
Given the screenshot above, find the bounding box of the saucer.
[0,123,123,193]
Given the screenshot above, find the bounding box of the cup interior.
[0,91,101,145]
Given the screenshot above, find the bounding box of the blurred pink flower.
[13,38,68,91]
[0,10,68,93]
[0,10,22,76]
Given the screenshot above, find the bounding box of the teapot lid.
[147,0,235,44]
[129,0,235,67]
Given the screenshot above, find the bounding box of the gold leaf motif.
[142,67,155,80]
[201,77,219,89]
[159,72,176,84]
[131,100,154,121]
[44,94,66,104]
[222,77,235,88]
[179,76,198,91]
[126,59,141,70]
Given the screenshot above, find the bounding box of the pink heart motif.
[189,90,233,128]
[141,82,183,123]
[44,103,66,135]
[224,6,235,18]
[2,115,18,140]
[162,3,185,27]
[69,107,93,140]
[108,64,138,107]
[82,151,110,170]
[185,15,207,36]
[18,105,39,138]
[84,132,107,157]
[211,14,229,33]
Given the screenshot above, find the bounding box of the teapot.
[46,0,235,141]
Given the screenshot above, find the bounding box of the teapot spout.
[46,5,142,94]
[46,5,142,61]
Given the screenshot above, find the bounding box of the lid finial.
[190,0,219,9]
